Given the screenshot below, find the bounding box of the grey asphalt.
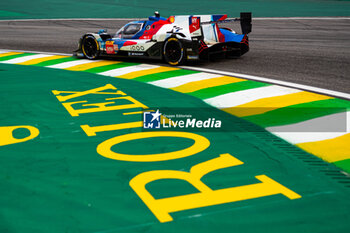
[0,18,349,93]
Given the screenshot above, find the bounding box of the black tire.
[163,37,185,66]
[82,35,100,60]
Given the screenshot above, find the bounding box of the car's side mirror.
[98,29,108,34]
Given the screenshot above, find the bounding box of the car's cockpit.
[114,22,145,39]
[114,12,168,39]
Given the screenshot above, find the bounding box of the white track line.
[181,66,350,100]
[267,111,350,143]
[272,132,349,144]
[98,64,159,77]
[1,54,54,64]
[0,49,70,56]
[47,59,99,69]
[204,85,301,108]
[149,73,222,88]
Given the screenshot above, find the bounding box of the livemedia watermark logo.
[143,110,161,129]
[142,107,348,133]
[143,109,222,130]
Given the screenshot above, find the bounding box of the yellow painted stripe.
[223,91,333,117]
[0,52,23,58]
[18,55,68,65]
[65,60,121,71]
[296,133,350,163]
[171,76,246,93]
[123,111,143,115]
[118,66,179,79]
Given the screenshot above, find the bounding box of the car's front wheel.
[163,37,185,66]
[82,35,100,60]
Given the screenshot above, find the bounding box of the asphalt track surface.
[0,18,349,93]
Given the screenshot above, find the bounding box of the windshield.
[115,22,144,39]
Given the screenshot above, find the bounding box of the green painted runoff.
[0,63,350,233]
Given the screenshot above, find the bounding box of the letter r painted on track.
[130,153,301,223]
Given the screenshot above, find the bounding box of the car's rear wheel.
[163,37,185,66]
[82,35,100,60]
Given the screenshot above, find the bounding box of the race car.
[74,12,252,65]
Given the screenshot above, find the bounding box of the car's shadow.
[74,53,240,68]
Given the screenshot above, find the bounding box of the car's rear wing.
[168,13,251,44]
[201,12,252,34]
[240,12,252,34]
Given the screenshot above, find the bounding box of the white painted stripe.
[268,111,350,144]
[1,54,53,64]
[98,64,159,77]
[181,66,350,99]
[149,72,222,88]
[204,85,301,108]
[47,59,99,69]
[273,132,349,145]
[0,49,70,56]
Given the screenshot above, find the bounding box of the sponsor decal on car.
[128,52,145,56]
[131,45,145,51]
[189,17,200,33]
[106,41,115,54]
[113,43,119,52]
[187,55,199,60]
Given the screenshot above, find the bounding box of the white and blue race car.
[75,12,252,65]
